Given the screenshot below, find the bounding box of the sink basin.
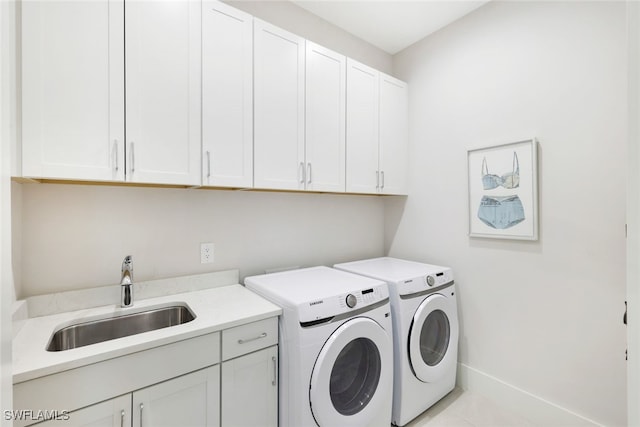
[46,304,196,352]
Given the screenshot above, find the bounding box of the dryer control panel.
[299,284,388,324]
[397,268,453,297]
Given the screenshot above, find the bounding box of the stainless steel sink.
[46,304,196,352]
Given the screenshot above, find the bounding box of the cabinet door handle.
[299,162,305,184]
[139,403,144,427]
[271,356,277,386]
[307,163,312,184]
[376,170,380,190]
[238,332,267,344]
[113,140,119,172]
[120,410,125,427]
[381,170,385,190]
[130,142,135,174]
[206,151,211,178]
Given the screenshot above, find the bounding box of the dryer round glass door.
[309,317,393,426]
[408,293,459,383]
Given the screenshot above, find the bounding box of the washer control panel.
[299,283,389,323]
[396,268,454,296]
[337,286,385,310]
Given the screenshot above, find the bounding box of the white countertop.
[13,284,282,384]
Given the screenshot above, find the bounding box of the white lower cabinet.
[133,366,220,427]
[221,346,278,427]
[16,318,278,427]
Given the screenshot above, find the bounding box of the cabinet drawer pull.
[272,356,277,386]
[237,332,267,344]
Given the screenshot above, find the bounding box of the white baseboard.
[456,363,602,426]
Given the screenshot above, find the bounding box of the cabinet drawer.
[222,317,277,361]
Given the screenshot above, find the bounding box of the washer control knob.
[346,294,357,308]
[426,275,436,286]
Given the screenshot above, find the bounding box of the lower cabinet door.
[221,346,278,427]
[132,365,220,427]
[34,395,131,427]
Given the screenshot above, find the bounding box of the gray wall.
[18,184,385,296]
[388,1,627,425]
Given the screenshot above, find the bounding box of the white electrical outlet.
[200,243,215,264]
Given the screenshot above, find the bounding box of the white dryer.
[335,257,458,426]
[244,266,393,427]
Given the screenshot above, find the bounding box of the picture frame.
[467,138,539,240]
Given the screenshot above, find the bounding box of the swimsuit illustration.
[477,152,525,229]
[481,153,520,190]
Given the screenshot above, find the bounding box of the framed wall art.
[467,138,539,240]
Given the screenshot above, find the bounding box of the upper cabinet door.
[22,0,125,181]
[125,0,201,186]
[202,1,253,188]
[345,59,379,194]
[379,73,409,195]
[305,42,346,193]
[253,19,305,191]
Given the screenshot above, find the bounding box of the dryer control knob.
[426,275,436,286]
[346,294,357,308]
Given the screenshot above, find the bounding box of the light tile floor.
[405,388,535,427]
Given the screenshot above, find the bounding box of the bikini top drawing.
[481,152,519,190]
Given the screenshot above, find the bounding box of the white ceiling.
[292,1,490,55]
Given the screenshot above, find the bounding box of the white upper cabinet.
[21,0,125,181]
[253,19,305,191]
[346,59,380,194]
[346,60,408,195]
[379,73,409,195]
[125,0,201,186]
[305,42,346,192]
[21,1,407,194]
[202,1,253,188]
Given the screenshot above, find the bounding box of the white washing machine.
[244,266,394,427]
[335,257,458,426]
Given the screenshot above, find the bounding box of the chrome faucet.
[120,255,133,307]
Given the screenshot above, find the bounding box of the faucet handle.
[121,255,133,307]
[121,255,133,284]
[122,255,133,273]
